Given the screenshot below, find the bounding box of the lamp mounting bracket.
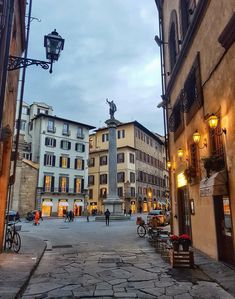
[8,55,53,73]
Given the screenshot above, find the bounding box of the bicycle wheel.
[137,225,146,237]
[12,232,21,253]
[5,230,12,249]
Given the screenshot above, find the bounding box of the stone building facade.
[0,0,26,251]
[155,0,235,265]
[88,121,169,215]
[12,159,39,215]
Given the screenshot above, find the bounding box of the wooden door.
[178,187,191,236]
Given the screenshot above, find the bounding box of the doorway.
[214,196,234,265]
[177,187,191,236]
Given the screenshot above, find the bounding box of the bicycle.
[5,222,21,253]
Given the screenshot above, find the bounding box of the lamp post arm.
[8,55,52,72]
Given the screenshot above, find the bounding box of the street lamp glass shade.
[193,130,201,144]
[208,113,219,129]
[44,29,64,61]
[167,161,172,168]
[178,148,184,158]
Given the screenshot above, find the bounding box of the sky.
[24,0,163,134]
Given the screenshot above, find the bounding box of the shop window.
[100,155,107,166]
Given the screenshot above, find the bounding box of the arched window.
[168,10,179,72]
[180,0,190,39]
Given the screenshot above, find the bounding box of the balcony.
[62,129,71,136]
[77,133,84,139]
[41,187,82,195]
[47,126,56,133]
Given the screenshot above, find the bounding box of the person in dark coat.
[128,209,132,217]
[104,209,111,226]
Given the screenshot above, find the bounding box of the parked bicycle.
[5,222,21,253]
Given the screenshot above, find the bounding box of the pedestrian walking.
[104,209,110,226]
[85,210,90,222]
[39,210,43,221]
[15,211,21,222]
[129,208,132,218]
[34,210,40,226]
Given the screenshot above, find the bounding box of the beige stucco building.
[88,121,169,215]
[155,0,235,265]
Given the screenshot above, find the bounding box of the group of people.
[63,210,74,222]
[124,208,132,217]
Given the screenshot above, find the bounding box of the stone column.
[103,118,123,214]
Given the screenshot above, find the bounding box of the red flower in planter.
[179,234,191,240]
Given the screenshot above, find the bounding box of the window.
[100,188,107,198]
[129,153,134,163]
[44,153,55,166]
[45,137,56,147]
[100,155,107,166]
[130,187,135,197]
[130,172,135,183]
[77,127,84,138]
[60,156,70,168]
[29,122,33,130]
[88,175,95,186]
[47,119,55,133]
[75,143,85,152]
[74,177,82,193]
[43,175,54,192]
[62,123,70,135]
[20,120,26,131]
[168,10,178,72]
[117,172,125,183]
[168,95,184,138]
[38,108,48,114]
[117,130,125,139]
[118,187,123,197]
[88,157,95,167]
[22,106,29,115]
[180,0,190,39]
[100,174,107,184]
[59,177,68,193]
[74,158,84,170]
[102,133,109,142]
[60,140,71,150]
[117,153,124,163]
[89,137,94,149]
[89,189,93,199]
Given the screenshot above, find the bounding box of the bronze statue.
[106,98,117,119]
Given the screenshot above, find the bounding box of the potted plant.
[202,156,225,177]
[179,234,191,251]
[170,235,179,251]
[184,165,196,183]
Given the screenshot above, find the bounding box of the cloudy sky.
[24,0,163,134]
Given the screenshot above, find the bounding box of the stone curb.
[15,238,47,299]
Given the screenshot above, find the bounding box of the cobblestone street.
[18,217,234,298]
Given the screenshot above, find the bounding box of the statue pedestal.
[103,197,124,215]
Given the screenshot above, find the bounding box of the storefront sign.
[177,172,187,188]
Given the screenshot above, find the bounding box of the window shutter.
[43,176,46,191]
[60,140,63,148]
[68,142,71,150]
[53,139,56,147]
[59,157,62,167]
[82,160,84,170]
[53,155,56,166]
[75,143,78,151]
[45,137,48,145]
[74,159,77,169]
[67,158,70,168]
[81,179,84,192]
[44,154,47,166]
[66,177,69,193]
[59,177,61,192]
[74,178,76,193]
[82,144,85,152]
[51,176,55,192]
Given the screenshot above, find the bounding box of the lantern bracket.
[8,55,53,73]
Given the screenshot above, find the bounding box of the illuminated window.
[75,158,83,170]
[60,177,68,192]
[74,178,82,193]
[44,175,52,191]
[61,157,68,168]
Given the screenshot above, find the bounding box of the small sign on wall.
[190,198,195,215]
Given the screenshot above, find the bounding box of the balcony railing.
[42,187,82,194]
[62,129,71,136]
[47,126,56,133]
[77,133,84,139]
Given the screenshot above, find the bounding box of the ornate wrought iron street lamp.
[8,29,64,73]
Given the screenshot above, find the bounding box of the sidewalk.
[194,250,235,297]
[0,234,46,299]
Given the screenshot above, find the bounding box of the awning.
[42,201,53,207]
[200,170,228,197]
[59,201,69,206]
[74,202,84,207]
